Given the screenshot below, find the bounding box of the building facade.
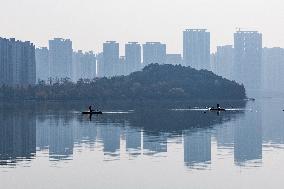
[143,42,166,66]
[102,41,119,77]
[214,45,234,80]
[183,29,210,70]
[118,56,126,76]
[234,31,262,96]
[35,47,49,81]
[166,54,182,65]
[96,53,104,77]
[262,47,284,93]
[72,50,96,82]
[125,42,141,75]
[49,38,73,79]
[0,37,36,86]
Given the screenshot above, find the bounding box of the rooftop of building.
[235,30,261,34]
[105,41,118,44]
[144,42,165,45]
[184,29,207,32]
[51,38,72,42]
[127,42,139,44]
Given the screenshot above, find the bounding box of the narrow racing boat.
[82,111,103,115]
[208,104,226,111]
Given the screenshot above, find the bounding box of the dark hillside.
[0,64,246,101]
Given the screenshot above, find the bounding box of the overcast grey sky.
[0,0,283,54]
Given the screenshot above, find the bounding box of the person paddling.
[89,105,94,112]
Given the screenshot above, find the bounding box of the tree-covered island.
[0,64,246,101]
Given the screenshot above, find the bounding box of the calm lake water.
[0,98,284,189]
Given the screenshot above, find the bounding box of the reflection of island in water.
[0,100,270,169]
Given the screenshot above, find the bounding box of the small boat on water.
[82,111,103,115]
[208,104,226,111]
[82,105,103,115]
[209,107,226,111]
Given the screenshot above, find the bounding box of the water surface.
[0,99,284,189]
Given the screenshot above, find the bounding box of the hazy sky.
[0,0,283,54]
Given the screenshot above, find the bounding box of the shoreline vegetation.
[0,64,246,101]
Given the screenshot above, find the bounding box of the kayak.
[82,111,103,115]
[209,108,226,111]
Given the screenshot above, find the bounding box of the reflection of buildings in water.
[234,104,262,166]
[36,117,74,160]
[215,122,235,149]
[183,130,211,168]
[36,114,124,160]
[125,127,142,154]
[261,100,284,146]
[37,116,99,159]
[49,119,74,160]
[73,121,97,150]
[143,133,167,154]
[97,125,121,156]
[0,112,36,165]
[36,119,51,150]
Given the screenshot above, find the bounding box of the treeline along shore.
[0,64,246,101]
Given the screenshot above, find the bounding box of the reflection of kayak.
[209,108,226,111]
[82,111,103,115]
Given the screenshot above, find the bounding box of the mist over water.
[1,1,284,188]
[0,98,284,189]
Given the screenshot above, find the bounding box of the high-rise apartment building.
[143,42,166,66]
[72,50,96,81]
[183,29,210,70]
[234,31,262,96]
[82,51,96,79]
[49,38,73,79]
[119,56,126,76]
[96,53,104,77]
[125,42,141,75]
[0,37,36,86]
[102,41,119,77]
[35,47,49,81]
[262,47,284,93]
[214,45,234,80]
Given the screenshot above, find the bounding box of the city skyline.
[2,28,284,95]
[0,29,283,55]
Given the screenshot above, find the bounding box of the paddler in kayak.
[89,105,94,112]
